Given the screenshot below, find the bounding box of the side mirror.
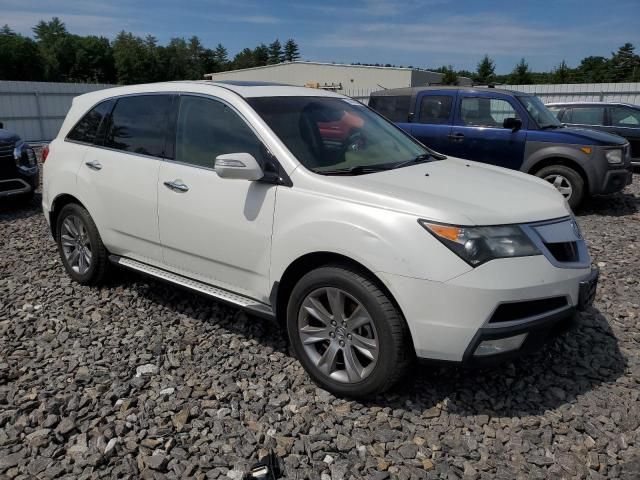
[0,122,4,129]
[214,153,264,181]
[407,112,415,123]
[503,117,522,132]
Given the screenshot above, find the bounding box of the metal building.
[204,61,472,101]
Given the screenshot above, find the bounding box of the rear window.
[104,95,172,158]
[67,100,113,144]
[368,95,410,122]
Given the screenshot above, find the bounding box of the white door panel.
[76,148,162,263]
[158,161,276,302]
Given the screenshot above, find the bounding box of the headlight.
[13,140,37,169]
[605,149,622,164]
[419,220,540,267]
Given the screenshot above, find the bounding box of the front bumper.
[599,168,633,194]
[379,256,595,363]
[0,178,34,198]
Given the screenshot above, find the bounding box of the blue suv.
[369,87,633,208]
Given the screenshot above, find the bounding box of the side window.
[610,106,640,127]
[547,106,563,120]
[460,98,519,127]
[105,95,172,157]
[419,96,453,124]
[565,107,604,125]
[175,95,263,169]
[368,96,410,122]
[67,100,113,144]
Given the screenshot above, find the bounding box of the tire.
[56,203,110,285]
[535,165,585,210]
[286,265,412,397]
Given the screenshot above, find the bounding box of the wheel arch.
[526,156,590,194]
[49,193,87,238]
[272,252,407,333]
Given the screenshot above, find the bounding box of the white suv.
[43,81,598,397]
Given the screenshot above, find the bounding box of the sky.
[2,0,640,74]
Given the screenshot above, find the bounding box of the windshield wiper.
[314,164,394,176]
[390,153,437,170]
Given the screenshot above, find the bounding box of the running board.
[110,255,275,319]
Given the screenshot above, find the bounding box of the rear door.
[448,92,528,169]
[409,91,456,154]
[76,94,172,263]
[607,105,640,161]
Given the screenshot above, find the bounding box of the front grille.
[0,141,15,158]
[489,297,568,324]
[545,241,580,263]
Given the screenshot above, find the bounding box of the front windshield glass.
[248,96,434,174]
[518,95,562,128]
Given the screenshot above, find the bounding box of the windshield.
[247,96,434,174]
[518,95,562,129]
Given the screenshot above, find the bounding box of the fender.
[522,141,594,188]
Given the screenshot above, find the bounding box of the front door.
[157,94,276,302]
[607,105,640,161]
[448,93,527,169]
[409,91,456,154]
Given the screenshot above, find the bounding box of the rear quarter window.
[66,100,114,144]
[369,95,410,123]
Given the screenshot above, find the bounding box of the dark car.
[547,102,640,167]
[0,122,39,203]
[369,87,633,208]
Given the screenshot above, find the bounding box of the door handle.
[163,180,189,193]
[85,160,102,171]
[448,133,465,142]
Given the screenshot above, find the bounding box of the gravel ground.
[1,176,639,480]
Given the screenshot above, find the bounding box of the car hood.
[0,129,20,143]
[536,126,627,146]
[317,157,569,225]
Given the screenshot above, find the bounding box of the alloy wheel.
[544,174,573,199]
[297,287,378,384]
[60,215,93,275]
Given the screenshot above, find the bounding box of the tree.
[283,39,300,62]
[0,26,43,80]
[609,43,640,82]
[69,35,115,83]
[552,60,573,84]
[440,65,458,85]
[113,31,155,84]
[475,54,495,84]
[214,43,228,69]
[232,48,257,70]
[32,17,76,81]
[253,44,269,66]
[268,39,282,64]
[575,56,609,83]
[509,58,533,85]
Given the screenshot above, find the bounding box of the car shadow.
[0,192,43,222]
[366,307,626,417]
[576,190,638,217]
[117,270,625,418]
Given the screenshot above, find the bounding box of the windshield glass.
[518,95,562,128]
[247,96,433,174]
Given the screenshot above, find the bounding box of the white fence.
[501,83,640,105]
[1,81,639,142]
[0,81,115,142]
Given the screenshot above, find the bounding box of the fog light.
[474,333,527,356]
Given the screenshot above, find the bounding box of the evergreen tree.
[440,65,458,85]
[214,43,228,69]
[0,26,44,80]
[575,56,609,83]
[283,39,300,62]
[552,60,573,84]
[253,44,269,66]
[113,31,155,84]
[232,48,257,69]
[508,58,533,85]
[475,54,495,84]
[609,43,640,82]
[268,39,282,64]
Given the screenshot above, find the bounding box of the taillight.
[42,145,50,162]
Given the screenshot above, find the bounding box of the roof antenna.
[376,84,387,90]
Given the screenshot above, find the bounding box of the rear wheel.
[536,165,585,210]
[287,265,411,397]
[56,203,110,285]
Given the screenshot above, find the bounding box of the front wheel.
[56,203,110,285]
[286,265,412,397]
[536,165,585,210]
